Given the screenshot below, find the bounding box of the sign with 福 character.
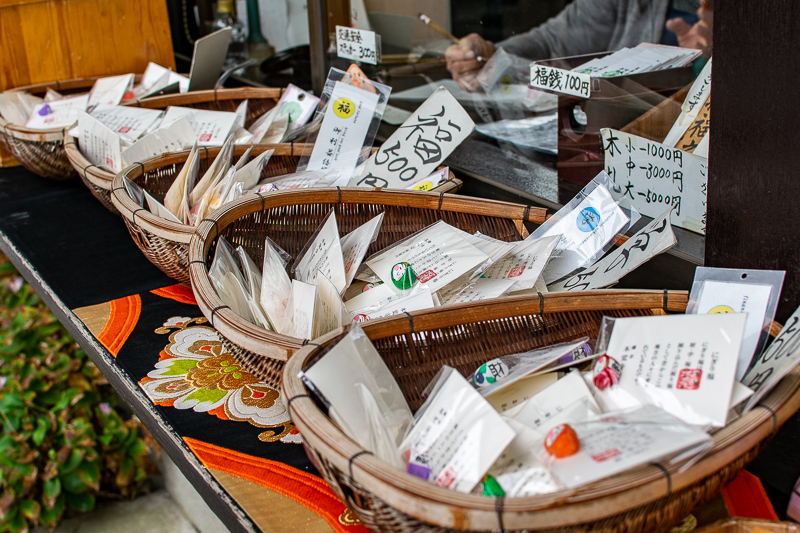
[354,87,474,189]
[335,26,381,65]
[530,64,590,98]
[601,128,707,235]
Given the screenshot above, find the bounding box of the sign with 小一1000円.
[530,64,590,98]
[335,26,381,65]
[601,128,708,235]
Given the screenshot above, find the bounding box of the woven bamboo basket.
[187,189,545,388]
[113,148,462,284]
[282,290,800,533]
[65,87,284,213]
[0,77,113,180]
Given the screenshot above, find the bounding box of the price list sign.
[530,64,591,98]
[601,128,708,235]
[335,26,381,65]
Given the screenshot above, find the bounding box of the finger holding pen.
[445,33,495,88]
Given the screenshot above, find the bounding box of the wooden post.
[706,0,800,324]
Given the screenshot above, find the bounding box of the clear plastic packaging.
[236,246,272,330]
[340,213,385,289]
[302,324,412,463]
[686,267,785,381]
[254,169,341,193]
[529,172,640,285]
[534,404,712,490]
[292,210,346,293]
[469,338,592,396]
[297,67,391,181]
[481,235,560,291]
[208,236,255,323]
[259,237,293,335]
[400,366,516,493]
[344,283,434,322]
[123,176,146,208]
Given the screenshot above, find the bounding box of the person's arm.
[665,2,713,57]
[445,34,496,91]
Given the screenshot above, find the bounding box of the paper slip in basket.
[606,313,746,427]
[293,211,347,294]
[25,94,89,129]
[366,221,489,294]
[537,405,711,490]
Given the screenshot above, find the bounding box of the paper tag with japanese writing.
[25,94,89,130]
[742,304,800,413]
[607,313,746,427]
[341,213,384,289]
[482,235,559,291]
[400,368,516,493]
[293,211,347,294]
[602,128,707,234]
[161,106,238,146]
[306,81,380,179]
[437,277,516,305]
[78,111,122,173]
[335,25,381,65]
[549,209,676,292]
[121,116,196,166]
[290,279,318,339]
[404,167,449,191]
[530,64,590,98]
[355,87,474,189]
[538,405,711,490]
[314,271,346,337]
[535,183,629,285]
[489,419,561,497]
[345,283,434,321]
[87,74,134,107]
[89,105,163,144]
[366,221,489,294]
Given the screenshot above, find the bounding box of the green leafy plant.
[0,256,155,532]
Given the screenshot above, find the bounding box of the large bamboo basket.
[65,87,284,213]
[188,189,546,388]
[113,148,462,284]
[282,290,800,533]
[0,77,120,180]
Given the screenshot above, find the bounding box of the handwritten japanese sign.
[335,26,381,65]
[663,58,712,148]
[306,81,379,179]
[356,87,474,189]
[675,95,710,153]
[742,304,800,413]
[548,209,676,292]
[530,64,590,98]
[601,128,707,235]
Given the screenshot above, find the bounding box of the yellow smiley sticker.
[708,305,735,314]
[334,97,355,118]
[412,181,433,191]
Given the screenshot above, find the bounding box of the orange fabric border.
[97,295,141,357]
[151,284,197,306]
[184,437,368,533]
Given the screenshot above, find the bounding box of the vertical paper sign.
[78,112,122,173]
[356,87,474,189]
[335,26,381,65]
[530,64,590,98]
[602,128,707,234]
[663,58,712,148]
[306,81,380,178]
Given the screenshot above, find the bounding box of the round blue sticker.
[577,207,601,232]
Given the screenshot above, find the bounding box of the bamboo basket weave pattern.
[188,189,544,389]
[283,290,800,533]
[0,77,106,180]
[65,87,283,213]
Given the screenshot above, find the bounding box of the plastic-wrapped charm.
[480,474,505,497]
[544,424,580,458]
[353,314,369,323]
[592,354,622,390]
[472,358,510,387]
[38,104,52,116]
[391,262,417,290]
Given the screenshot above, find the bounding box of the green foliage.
[0,255,155,532]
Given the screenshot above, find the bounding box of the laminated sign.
[335,26,381,65]
[355,87,474,189]
[602,128,707,234]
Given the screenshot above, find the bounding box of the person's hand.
[666,3,713,57]
[445,33,495,91]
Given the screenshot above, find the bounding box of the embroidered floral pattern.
[140,317,299,444]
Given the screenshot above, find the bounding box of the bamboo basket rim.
[64,86,285,189]
[109,143,315,242]
[187,188,550,358]
[282,290,800,530]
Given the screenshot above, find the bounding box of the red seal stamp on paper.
[435,466,457,488]
[198,133,212,142]
[591,448,621,463]
[677,369,702,390]
[507,266,526,278]
[417,269,437,283]
[352,314,369,323]
[117,126,132,134]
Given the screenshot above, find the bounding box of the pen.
[418,13,486,62]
